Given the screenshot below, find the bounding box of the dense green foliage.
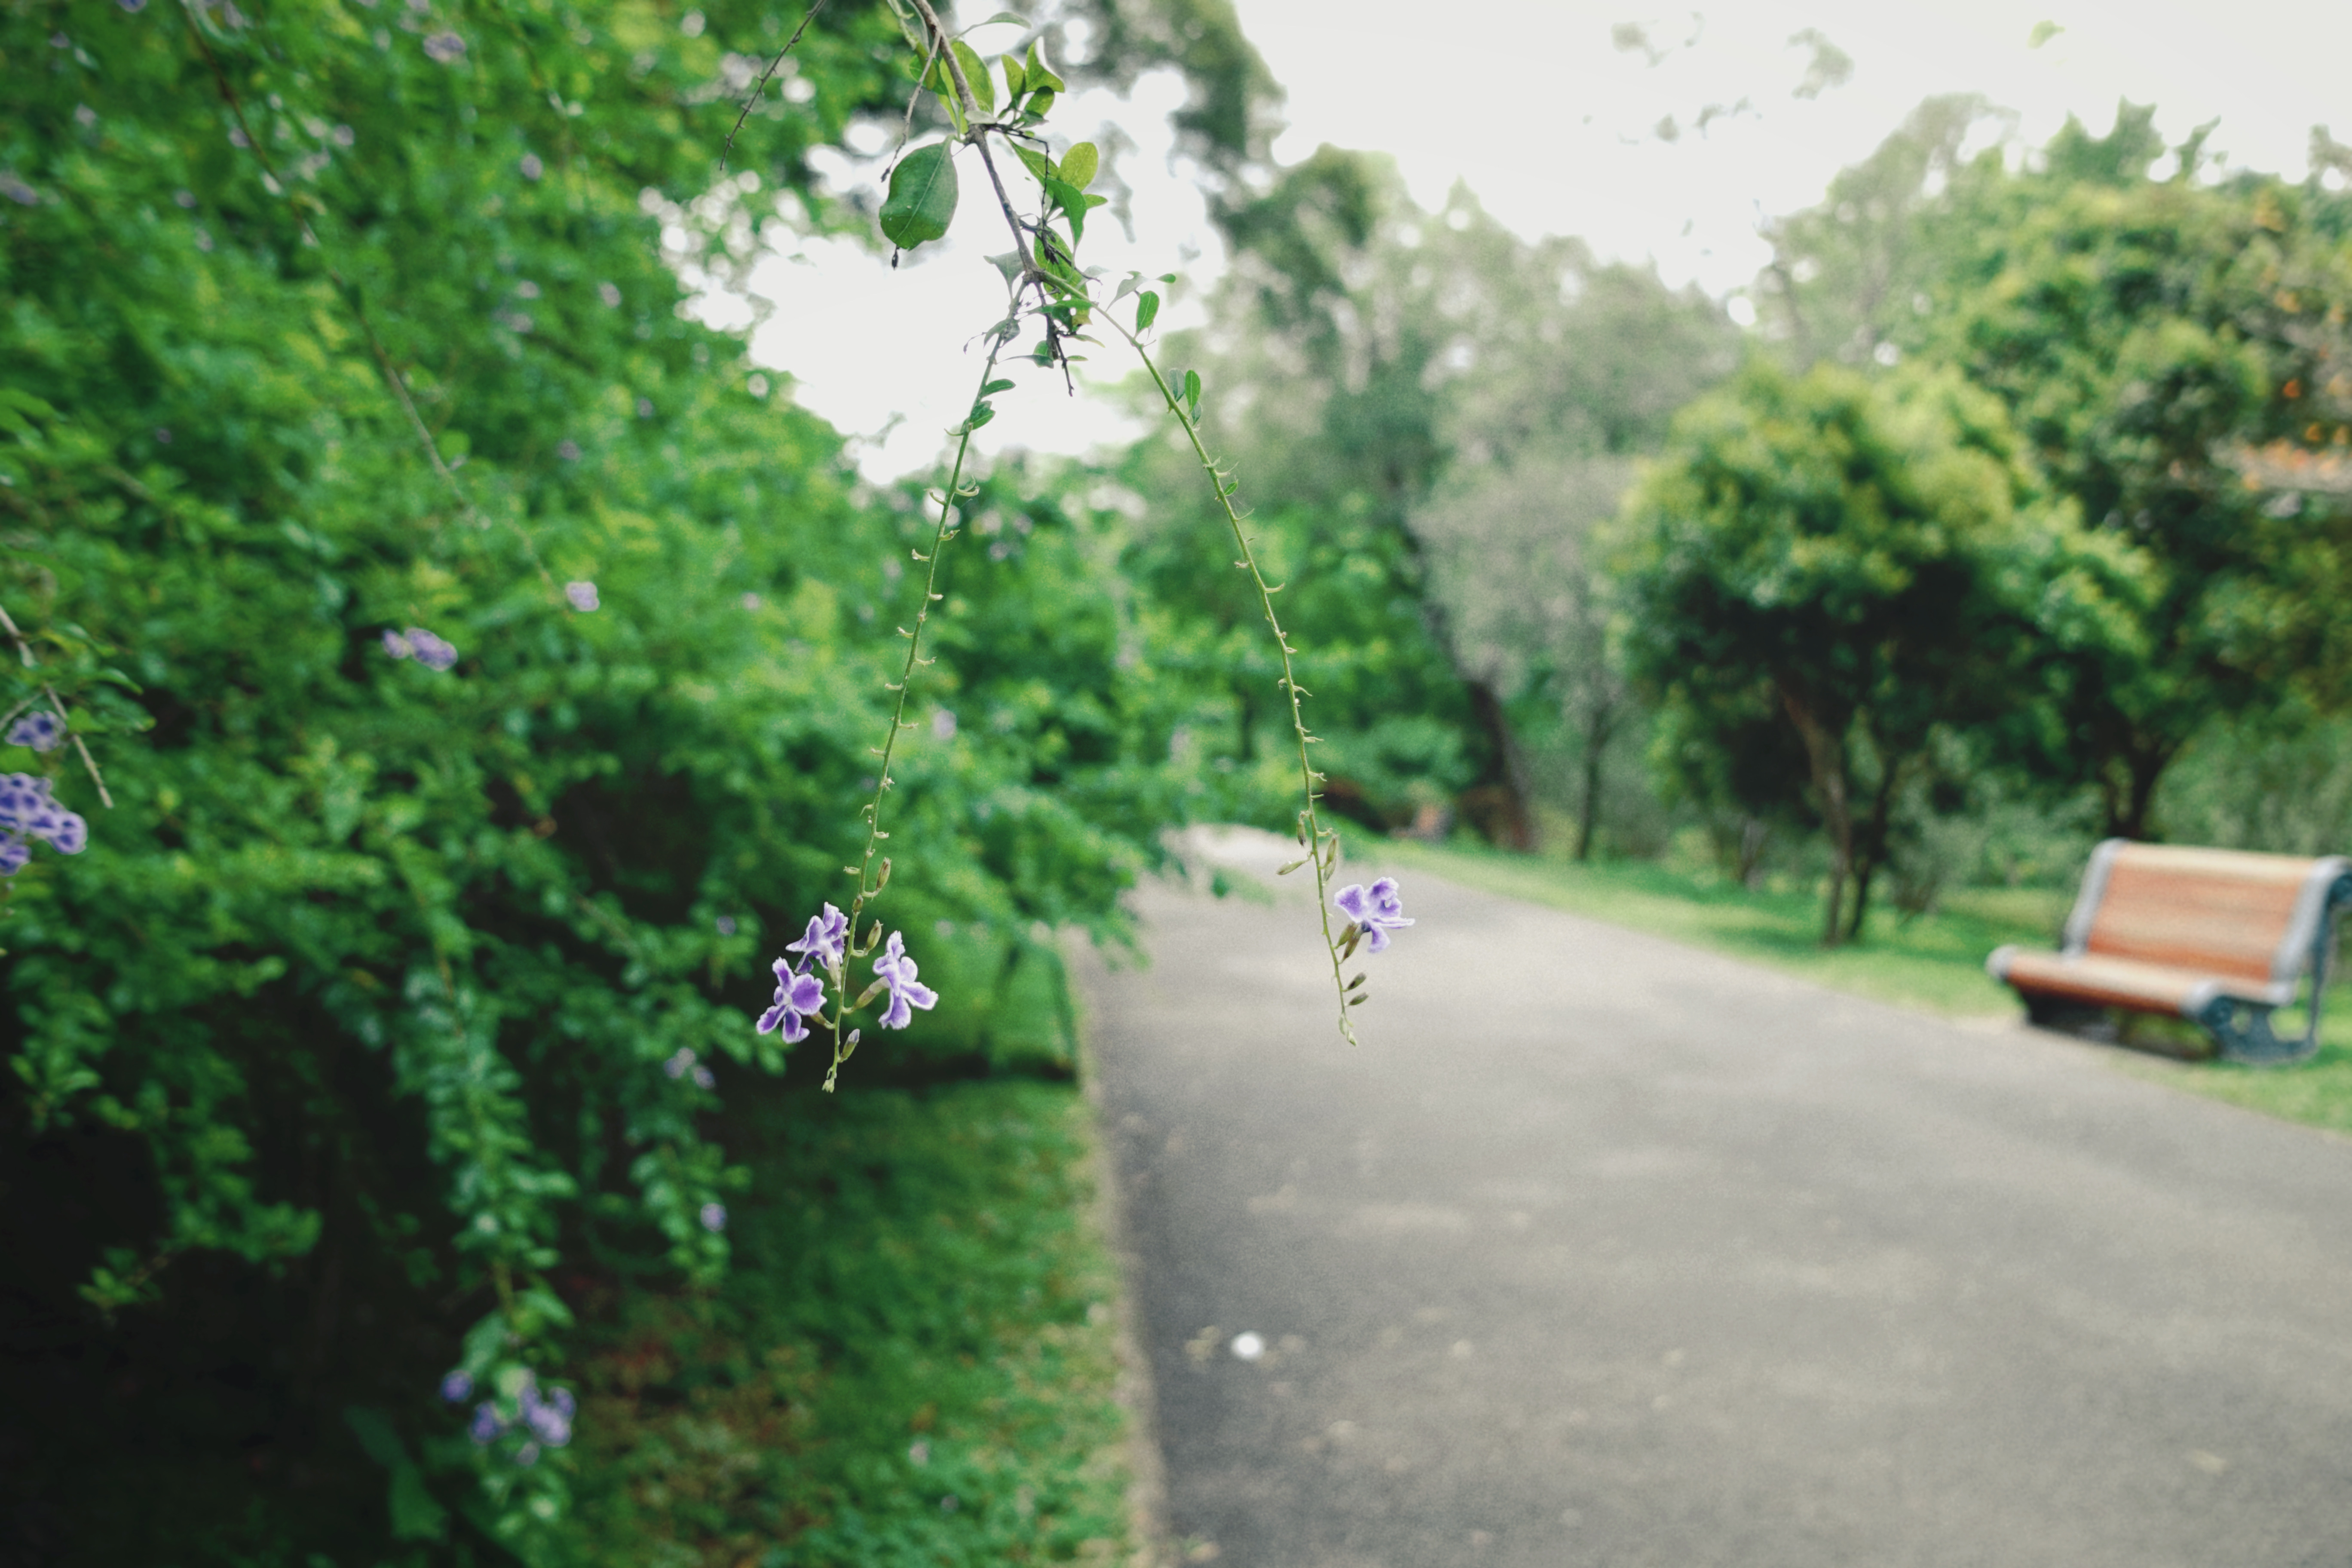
[1760,102,2352,841]
[0,0,1231,1558]
[1614,363,2137,942]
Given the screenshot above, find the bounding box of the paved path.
[1074,830,2352,1568]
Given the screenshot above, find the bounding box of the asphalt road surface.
[1074,829,2352,1568]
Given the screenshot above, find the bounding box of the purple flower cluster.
[662,1046,716,1089]
[0,773,86,875]
[450,1368,573,1461]
[757,904,843,1044]
[872,931,938,1029]
[383,627,459,671]
[6,711,62,752]
[564,580,599,612]
[1333,877,1413,953]
[756,904,940,1043]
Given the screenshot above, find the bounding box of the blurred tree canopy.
[1762,102,2352,838]
[1615,362,2136,943]
[1129,156,1740,843]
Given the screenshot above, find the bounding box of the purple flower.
[382,629,413,659]
[0,773,51,836]
[40,812,85,855]
[440,1370,474,1402]
[714,915,737,936]
[0,836,26,877]
[663,1047,695,1079]
[405,629,458,671]
[555,439,582,462]
[548,1386,576,1421]
[422,30,466,62]
[691,1064,716,1090]
[524,1401,571,1446]
[873,931,938,1030]
[7,711,62,752]
[1333,877,1414,953]
[564,580,599,612]
[469,1403,505,1444]
[519,153,543,181]
[515,1440,540,1466]
[757,959,825,1043]
[785,903,848,973]
[699,1202,727,1233]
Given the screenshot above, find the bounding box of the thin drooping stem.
[1110,322,1359,1044]
[0,601,111,808]
[823,333,1013,1090]
[867,11,1361,1040]
[723,0,832,171]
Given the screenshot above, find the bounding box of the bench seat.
[1987,841,2352,1063]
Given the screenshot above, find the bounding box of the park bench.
[1987,841,2352,1063]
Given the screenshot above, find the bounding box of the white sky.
[729,0,2352,480]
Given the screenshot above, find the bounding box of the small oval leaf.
[950,40,994,113]
[1060,141,1099,189]
[1135,290,1160,332]
[881,143,960,250]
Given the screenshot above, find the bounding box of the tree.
[1414,451,1632,859]
[1614,361,2133,943]
[1766,103,2352,838]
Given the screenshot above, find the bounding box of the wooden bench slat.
[2087,861,2303,985]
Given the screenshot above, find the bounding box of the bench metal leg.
[2193,995,2315,1065]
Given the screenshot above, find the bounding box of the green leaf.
[1001,54,1026,97]
[965,403,996,431]
[1182,368,1201,417]
[950,40,994,113]
[388,1466,449,1542]
[881,143,961,250]
[1024,88,1056,118]
[343,1406,409,1470]
[982,379,1016,395]
[1060,141,1099,189]
[1044,176,1088,245]
[1013,144,1052,184]
[1135,290,1160,332]
[1023,45,1065,92]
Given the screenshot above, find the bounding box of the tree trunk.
[1843,746,1906,944]
[1464,679,1535,852]
[1779,683,1854,948]
[2103,740,2175,842]
[1574,688,1621,863]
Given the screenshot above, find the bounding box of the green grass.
[569,1074,1137,1567]
[1381,839,2352,1139]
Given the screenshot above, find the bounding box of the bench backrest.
[2064,841,2352,988]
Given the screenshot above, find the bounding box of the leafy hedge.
[0,1,1198,1555]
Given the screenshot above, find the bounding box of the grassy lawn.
[569,1073,1139,1567]
[1380,839,2352,1139]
